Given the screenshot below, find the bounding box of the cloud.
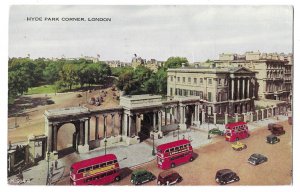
[9,5,293,62]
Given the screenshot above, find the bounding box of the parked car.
[248,153,268,165]
[130,170,155,185]
[209,128,224,136]
[231,141,247,151]
[268,123,285,136]
[157,170,182,185]
[215,169,240,185]
[266,134,280,144]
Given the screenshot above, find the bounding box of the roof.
[132,169,148,175]
[267,134,277,139]
[71,154,117,170]
[225,122,247,129]
[216,169,233,175]
[156,139,190,151]
[159,170,177,178]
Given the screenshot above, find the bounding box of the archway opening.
[57,123,77,158]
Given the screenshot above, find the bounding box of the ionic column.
[169,111,173,124]
[158,111,162,132]
[165,108,167,126]
[202,110,206,123]
[242,78,245,99]
[79,120,84,145]
[111,114,115,136]
[119,113,123,136]
[128,115,132,137]
[213,113,217,124]
[53,123,58,152]
[250,112,253,122]
[95,115,99,140]
[194,105,197,122]
[84,119,89,145]
[247,78,250,98]
[252,78,256,98]
[255,110,259,121]
[237,78,240,100]
[174,106,178,123]
[103,114,107,138]
[272,107,275,116]
[225,113,228,124]
[231,78,235,100]
[261,109,264,120]
[153,112,156,131]
[135,114,140,136]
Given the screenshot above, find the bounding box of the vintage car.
[130,170,156,185]
[268,123,286,136]
[215,169,240,185]
[157,170,182,185]
[209,128,224,136]
[266,134,280,144]
[248,153,268,165]
[231,141,247,151]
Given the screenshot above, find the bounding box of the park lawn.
[25,85,57,95]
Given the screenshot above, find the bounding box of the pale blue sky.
[9,5,293,62]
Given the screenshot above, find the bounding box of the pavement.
[7,115,289,185]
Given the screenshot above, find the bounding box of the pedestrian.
[54,160,58,170]
[50,163,54,176]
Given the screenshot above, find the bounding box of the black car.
[215,169,240,185]
[248,153,268,165]
[130,170,155,185]
[266,135,280,144]
[157,170,182,185]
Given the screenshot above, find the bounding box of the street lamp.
[207,107,212,140]
[104,139,107,155]
[151,133,155,156]
[46,151,50,185]
[177,125,180,140]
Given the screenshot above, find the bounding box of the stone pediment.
[230,67,254,74]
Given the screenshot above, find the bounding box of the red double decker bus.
[70,154,121,185]
[156,139,194,170]
[225,122,250,142]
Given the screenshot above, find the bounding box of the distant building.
[132,56,163,72]
[106,60,131,68]
[167,63,257,115]
[214,52,293,104]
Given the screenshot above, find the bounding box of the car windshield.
[250,155,259,160]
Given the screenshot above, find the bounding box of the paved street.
[7,115,291,185]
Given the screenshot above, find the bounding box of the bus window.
[78,169,84,174]
[107,161,113,165]
[175,147,179,151]
[85,167,92,171]
[179,145,183,149]
[165,149,170,153]
[93,164,100,169]
[113,160,117,164]
[170,148,175,152]
[106,171,113,176]
[100,163,106,168]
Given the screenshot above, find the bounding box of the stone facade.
[215,52,293,104]
[167,65,257,115]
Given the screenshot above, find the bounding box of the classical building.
[132,57,163,72]
[167,63,257,115]
[214,52,293,103]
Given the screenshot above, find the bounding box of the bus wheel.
[189,157,194,162]
[171,163,175,168]
[115,176,121,182]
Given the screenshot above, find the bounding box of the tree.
[59,64,78,90]
[163,57,188,69]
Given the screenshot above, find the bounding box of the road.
[56,120,292,185]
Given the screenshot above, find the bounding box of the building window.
[175,88,178,95]
[177,77,180,82]
[188,77,191,83]
[200,91,203,99]
[194,78,197,84]
[190,90,193,95]
[208,79,212,85]
[208,92,212,102]
[183,77,186,83]
[170,76,173,82]
[170,88,173,96]
[200,78,203,84]
[218,79,222,85]
[179,89,182,96]
[195,91,200,96]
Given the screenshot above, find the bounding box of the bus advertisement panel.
[70,154,121,185]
